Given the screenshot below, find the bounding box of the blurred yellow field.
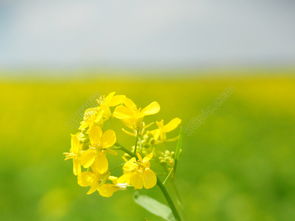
[1,73,295,221]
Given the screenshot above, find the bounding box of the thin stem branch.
[114,143,134,157]
[163,167,174,185]
[134,133,139,155]
[157,177,181,221]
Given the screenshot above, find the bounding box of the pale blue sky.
[0,0,294,70]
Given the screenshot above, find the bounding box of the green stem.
[134,133,139,155]
[163,167,174,185]
[114,143,134,157]
[157,177,181,221]
[115,143,181,221]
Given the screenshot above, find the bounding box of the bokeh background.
[0,1,295,221]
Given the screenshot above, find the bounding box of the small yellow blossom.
[64,133,82,175]
[79,92,125,131]
[77,171,120,197]
[113,97,160,130]
[79,107,99,131]
[95,92,126,123]
[150,118,181,143]
[80,125,116,173]
[118,153,157,189]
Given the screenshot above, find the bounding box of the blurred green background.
[1,70,295,221]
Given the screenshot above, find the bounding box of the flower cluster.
[64,92,181,197]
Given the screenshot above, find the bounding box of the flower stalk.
[157,177,181,221]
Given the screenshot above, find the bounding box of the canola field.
[1,73,295,221]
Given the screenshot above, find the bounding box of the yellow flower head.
[97,92,126,109]
[65,92,182,201]
[79,107,98,131]
[113,97,160,130]
[80,125,116,174]
[77,171,121,197]
[95,92,126,123]
[79,92,125,131]
[118,153,157,190]
[64,133,83,175]
[150,118,181,143]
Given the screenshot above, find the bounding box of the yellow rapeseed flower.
[79,107,99,131]
[66,91,182,216]
[95,92,126,123]
[64,133,82,175]
[150,118,181,143]
[80,125,116,174]
[113,97,160,130]
[118,153,157,189]
[77,171,120,197]
[79,92,125,131]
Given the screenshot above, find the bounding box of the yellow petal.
[143,153,153,164]
[163,118,182,132]
[123,97,137,109]
[79,107,98,130]
[95,109,105,124]
[143,169,157,189]
[141,101,160,116]
[63,152,72,160]
[79,120,88,131]
[70,134,81,153]
[113,105,134,119]
[91,152,108,174]
[136,153,143,161]
[117,173,131,184]
[83,107,98,120]
[108,176,118,183]
[122,119,137,130]
[130,172,143,189]
[103,92,116,104]
[98,184,118,197]
[88,124,102,146]
[142,153,152,169]
[123,157,138,172]
[77,172,97,187]
[150,129,161,140]
[122,128,136,136]
[109,95,126,106]
[101,130,116,148]
[80,149,96,168]
[87,185,98,195]
[73,159,81,176]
